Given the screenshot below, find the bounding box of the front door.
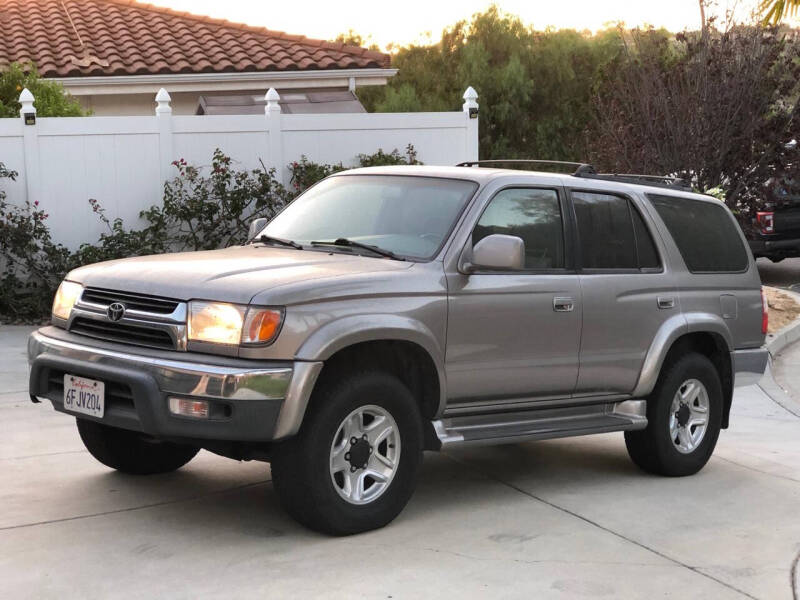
[445,187,582,408]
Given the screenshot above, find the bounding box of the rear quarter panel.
[637,191,764,350]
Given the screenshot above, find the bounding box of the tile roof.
[0,0,391,78]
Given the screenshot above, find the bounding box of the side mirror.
[465,234,525,272]
[248,218,268,241]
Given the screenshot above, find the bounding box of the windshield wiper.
[251,234,303,250]
[310,238,406,261]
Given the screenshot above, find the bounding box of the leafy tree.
[588,25,800,215]
[0,62,86,118]
[760,0,800,24]
[357,6,622,161]
[334,30,381,52]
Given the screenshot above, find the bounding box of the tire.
[625,352,723,477]
[77,418,200,475]
[270,370,423,536]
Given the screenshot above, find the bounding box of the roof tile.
[0,0,391,77]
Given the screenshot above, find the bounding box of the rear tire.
[625,352,723,477]
[271,370,423,536]
[77,419,199,475]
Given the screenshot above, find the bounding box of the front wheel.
[77,419,200,475]
[625,352,723,477]
[270,370,423,535]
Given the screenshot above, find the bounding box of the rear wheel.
[625,352,723,476]
[270,370,423,535]
[77,419,199,475]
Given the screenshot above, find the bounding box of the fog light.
[169,397,209,419]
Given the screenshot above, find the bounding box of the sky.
[148,0,795,49]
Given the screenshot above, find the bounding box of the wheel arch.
[634,314,734,428]
[295,315,446,445]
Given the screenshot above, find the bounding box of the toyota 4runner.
[28,162,769,535]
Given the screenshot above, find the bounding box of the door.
[445,187,582,406]
[569,189,675,396]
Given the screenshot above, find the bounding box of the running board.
[433,400,647,446]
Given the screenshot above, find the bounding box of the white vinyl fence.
[1,87,479,249]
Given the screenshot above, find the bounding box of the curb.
[759,287,800,418]
[764,287,800,358]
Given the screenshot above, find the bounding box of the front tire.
[77,419,199,475]
[625,352,723,477]
[271,370,423,536]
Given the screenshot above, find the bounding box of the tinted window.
[263,175,477,259]
[572,191,637,269]
[473,188,565,269]
[631,206,661,269]
[648,194,748,273]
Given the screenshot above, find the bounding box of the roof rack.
[456,159,692,190]
[456,159,596,175]
[575,172,692,191]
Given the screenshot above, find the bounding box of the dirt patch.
[766,287,800,334]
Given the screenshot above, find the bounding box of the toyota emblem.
[107,302,126,322]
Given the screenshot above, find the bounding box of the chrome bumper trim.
[732,347,769,388]
[28,330,292,401]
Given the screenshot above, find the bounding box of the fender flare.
[632,312,734,398]
[295,314,448,414]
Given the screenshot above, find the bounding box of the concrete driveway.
[757,257,800,292]
[2,325,800,600]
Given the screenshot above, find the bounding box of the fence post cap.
[19,88,36,117]
[265,87,281,114]
[155,88,172,115]
[463,86,478,102]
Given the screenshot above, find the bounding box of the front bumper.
[28,327,321,442]
[732,347,769,388]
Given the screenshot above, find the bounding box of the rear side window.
[572,191,661,270]
[648,194,748,273]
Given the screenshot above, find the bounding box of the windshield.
[261,175,478,259]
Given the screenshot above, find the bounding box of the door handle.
[657,297,675,310]
[553,296,575,312]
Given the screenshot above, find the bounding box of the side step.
[433,400,647,446]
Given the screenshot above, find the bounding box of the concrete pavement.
[757,257,800,292]
[2,325,800,599]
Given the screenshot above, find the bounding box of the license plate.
[63,375,105,418]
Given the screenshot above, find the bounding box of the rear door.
[569,188,677,396]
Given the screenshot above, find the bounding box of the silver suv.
[28,162,769,535]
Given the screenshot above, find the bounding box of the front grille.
[70,317,175,350]
[81,288,180,314]
[47,369,136,415]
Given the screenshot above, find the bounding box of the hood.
[68,246,413,305]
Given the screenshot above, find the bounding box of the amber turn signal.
[242,308,284,345]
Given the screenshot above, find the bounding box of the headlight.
[52,281,83,321]
[187,301,283,346]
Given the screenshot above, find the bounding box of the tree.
[358,6,623,161]
[0,62,86,118]
[588,26,800,215]
[334,30,380,52]
[760,0,800,24]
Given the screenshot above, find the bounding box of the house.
[0,0,395,115]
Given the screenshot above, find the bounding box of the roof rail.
[456,159,595,176]
[575,172,692,191]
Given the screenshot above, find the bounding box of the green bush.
[0,163,75,321]
[0,62,87,118]
[0,146,420,323]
